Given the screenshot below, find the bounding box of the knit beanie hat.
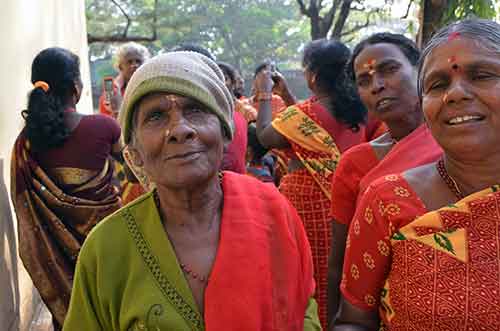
[119,51,234,144]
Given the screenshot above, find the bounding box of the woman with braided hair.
[11,47,122,329]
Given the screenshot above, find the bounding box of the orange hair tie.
[33,81,50,92]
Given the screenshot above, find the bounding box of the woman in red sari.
[11,48,122,329]
[327,34,443,323]
[255,39,384,329]
[334,19,500,331]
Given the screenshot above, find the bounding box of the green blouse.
[63,192,321,330]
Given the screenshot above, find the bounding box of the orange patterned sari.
[272,98,342,329]
[11,134,121,327]
[342,173,500,330]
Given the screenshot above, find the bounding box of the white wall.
[0,1,92,329]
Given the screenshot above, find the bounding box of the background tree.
[418,0,496,46]
[85,0,414,109]
[86,0,310,75]
[296,0,388,40]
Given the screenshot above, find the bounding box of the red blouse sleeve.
[331,144,379,225]
[340,174,419,311]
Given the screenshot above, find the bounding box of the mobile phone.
[268,62,279,83]
[103,77,115,103]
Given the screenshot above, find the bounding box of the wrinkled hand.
[271,71,289,97]
[254,70,274,94]
[110,93,123,118]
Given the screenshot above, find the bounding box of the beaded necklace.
[436,158,464,200]
[152,172,223,283]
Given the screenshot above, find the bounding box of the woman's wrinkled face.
[354,43,418,122]
[421,37,500,158]
[119,51,145,83]
[130,93,225,189]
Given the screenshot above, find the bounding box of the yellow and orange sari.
[11,134,121,328]
[342,172,500,330]
[271,98,342,329]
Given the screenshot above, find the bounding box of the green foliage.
[86,0,309,76]
[442,0,496,23]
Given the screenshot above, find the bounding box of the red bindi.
[363,59,376,74]
[447,31,461,41]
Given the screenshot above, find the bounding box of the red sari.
[341,174,500,330]
[272,97,379,328]
[331,124,442,226]
[206,172,316,330]
[330,143,379,225]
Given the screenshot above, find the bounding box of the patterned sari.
[11,134,121,327]
[341,174,500,330]
[272,98,343,329]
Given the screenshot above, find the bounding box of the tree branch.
[340,8,379,37]
[331,0,353,38]
[110,0,131,37]
[323,0,342,32]
[401,0,414,19]
[340,18,370,36]
[87,35,157,43]
[296,0,311,16]
[87,0,158,44]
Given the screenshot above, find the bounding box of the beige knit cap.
[119,51,234,144]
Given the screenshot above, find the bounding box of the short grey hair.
[113,42,151,70]
[417,19,500,99]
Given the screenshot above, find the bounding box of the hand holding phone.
[103,77,115,104]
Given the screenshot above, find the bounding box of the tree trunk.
[309,7,328,39]
[418,0,448,47]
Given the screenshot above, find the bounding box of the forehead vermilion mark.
[162,95,182,109]
[447,31,461,42]
[363,59,376,75]
[363,58,376,68]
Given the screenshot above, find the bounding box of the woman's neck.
[314,90,332,111]
[63,100,77,110]
[385,106,423,141]
[156,176,223,232]
[444,154,500,197]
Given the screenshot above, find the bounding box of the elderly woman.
[334,19,500,331]
[99,42,151,117]
[326,33,442,323]
[63,52,321,331]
